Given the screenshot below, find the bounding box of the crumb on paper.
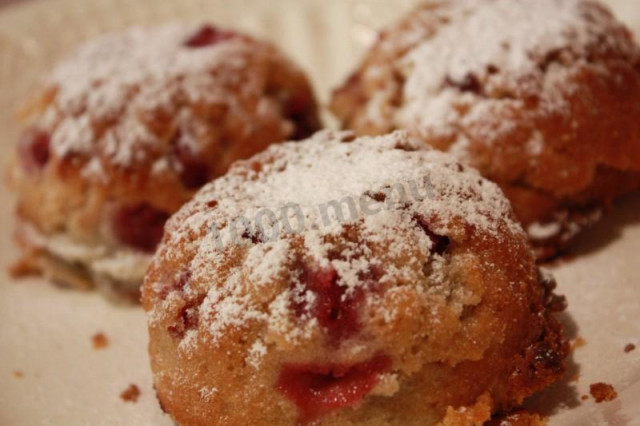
[572,337,586,350]
[581,394,589,401]
[92,332,109,349]
[624,343,636,353]
[120,384,140,403]
[9,258,39,278]
[589,382,617,403]
[13,370,23,379]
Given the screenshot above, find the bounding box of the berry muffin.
[143,131,567,425]
[331,0,640,259]
[9,23,320,300]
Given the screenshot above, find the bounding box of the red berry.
[112,203,169,253]
[292,265,364,345]
[18,128,50,173]
[277,356,391,421]
[183,25,235,48]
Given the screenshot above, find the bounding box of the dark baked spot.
[538,271,568,312]
[365,191,387,202]
[624,343,636,353]
[487,64,500,74]
[445,72,483,95]
[242,229,264,244]
[534,342,565,370]
[413,215,450,255]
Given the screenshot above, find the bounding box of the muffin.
[9,23,320,300]
[143,131,567,425]
[331,0,640,259]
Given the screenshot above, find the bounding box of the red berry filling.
[18,128,50,173]
[112,202,170,253]
[183,24,236,48]
[414,215,450,255]
[292,266,364,345]
[277,355,391,421]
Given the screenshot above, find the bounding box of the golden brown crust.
[330,0,640,259]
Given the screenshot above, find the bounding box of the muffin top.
[146,130,525,351]
[332,0,640,193]
[143,131,566,425]
[21,23,317,182]
[396,0,638,137]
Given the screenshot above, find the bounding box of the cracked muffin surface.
[331,0,640,259]
[143,130,567,425]
[10,23,320,299]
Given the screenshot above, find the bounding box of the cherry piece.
[292,265,363,345]
[18,128,50,173]
[277,356,391,422]
[183,24,235,48]
[112,202,170,253]
[414,215,450,255]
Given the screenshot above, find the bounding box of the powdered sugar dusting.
[150,131,525,351]
[367,0,638,156]
[30,23,291,178]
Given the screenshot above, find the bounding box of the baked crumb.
[589,382,617,403]
[13,370,24,379]
[9,258,39,278]
[441,393,492,425]
[581,395,589,401]
[92,332,109,349]
[624,343,636,353]
[120,384,140,403]
[572,337,586,350]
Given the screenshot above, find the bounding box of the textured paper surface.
[0,0,638,424]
